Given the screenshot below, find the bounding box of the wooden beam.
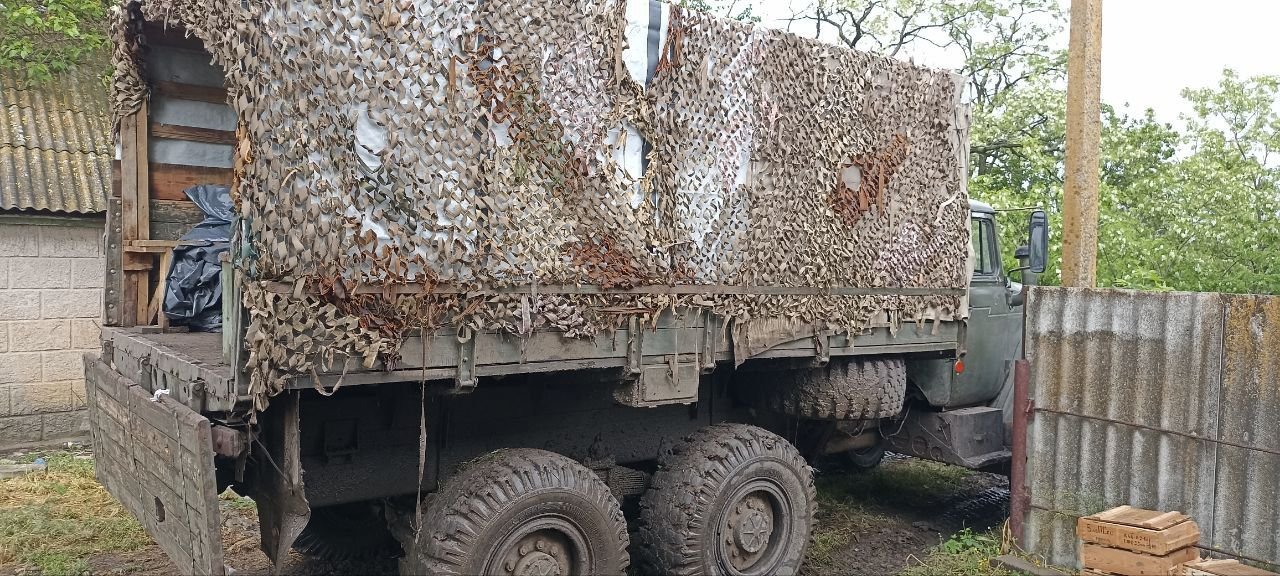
[152,81,227,105]
[151,123,236,145]
[120,114,140,243]
[150,164,232,201]
[136,101,150,242]
[1061,0,1102,287]
[135,101,152,325]
[120,110,141,327]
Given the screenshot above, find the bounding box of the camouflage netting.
[111,0,971,409]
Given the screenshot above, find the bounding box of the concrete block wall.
[0,219,104,450]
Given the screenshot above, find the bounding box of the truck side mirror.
[1027,209,1048,274]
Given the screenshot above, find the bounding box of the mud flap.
[84,356,225,575]
[252,390,310,570]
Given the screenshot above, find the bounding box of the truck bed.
[103,309,960,415]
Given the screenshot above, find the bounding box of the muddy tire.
[636,424,816,575]
[409,448,630,576]
[847,441,886,471]
[762,357,906,420]
[292,502,401,562]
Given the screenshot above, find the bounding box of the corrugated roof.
[0,63,111,214]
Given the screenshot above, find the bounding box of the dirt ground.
[0,451,1013,576]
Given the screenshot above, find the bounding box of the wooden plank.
[120,110,142,327]
[150,163,233,202]
[1090,506,1191,531]
[152,81,227,105]
[151,199,205,224]
[120,113,140,242]
[1183,559,1278,576]
[1081,543,1198,576]
[136,101,150,241]
[156,251,172,329]
[151,123,236,145]
[1078,514,1199,556]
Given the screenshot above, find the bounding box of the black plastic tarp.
[163,184,232,332]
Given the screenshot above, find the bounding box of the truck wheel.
[847,442,886,471]
[765,357,906,420]
[292,502,401,562]
[636,424,816,575]
[412,448,630,576]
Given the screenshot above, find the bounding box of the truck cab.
[877,200,1048,471]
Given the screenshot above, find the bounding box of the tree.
[1154,70,1280,293]
[0,0,109,81]
[679,0,761,23]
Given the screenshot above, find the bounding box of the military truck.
[87,1,1048,574]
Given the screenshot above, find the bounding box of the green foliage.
[796,1,1279,294]
[942,527,997,554]
[0,0,110,81]
[678,0,760,23]
[902,528,1013,576]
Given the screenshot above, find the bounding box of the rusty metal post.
[1010,358,1032,545]
[1061,0,1102,287]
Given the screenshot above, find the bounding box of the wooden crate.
[1082,543,1199,576]
[1079,506,1201,556]
[1183,559,1279,576]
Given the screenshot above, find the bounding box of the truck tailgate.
[84,355,225,575]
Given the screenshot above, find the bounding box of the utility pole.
[1061,0,1102,287]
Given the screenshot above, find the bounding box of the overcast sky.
[750,0,1279,124]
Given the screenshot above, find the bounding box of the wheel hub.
[500,533,568,576]
[734,507,772,553]
[723,492,777,572]
[512,549,560,576]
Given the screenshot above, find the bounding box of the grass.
[0,452,150,576]
[902,527,1015,576]
[805,457,977,570]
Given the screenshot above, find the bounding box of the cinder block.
[0,262,7,288]
[70,258,105,288]
[8,382,75,415]
[0,329,6,353]
[71,319,102,349]
[0,414,43,446]
[42,289,102,319]
[42,410,88,440]
[9,258,70,289]
[9,320,70,351]
[42,351,85,381]
[0,290,42,320]
[39,226,103,258]
[0,352,42,384]
[0,226,39,257]
[0,385,9,416]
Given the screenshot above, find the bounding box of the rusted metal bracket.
[138,356,154,389]
[101,337,115,369]
[625,316,643,379]
[453,329,477,393]
[812,330,832,366]
[211,424,248,458]
[699,310,717,374]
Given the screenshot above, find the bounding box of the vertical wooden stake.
[1061,0,1103,287]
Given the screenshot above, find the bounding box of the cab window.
[971,217,997,277]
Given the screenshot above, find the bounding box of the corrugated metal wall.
[1023,287,1280,569]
